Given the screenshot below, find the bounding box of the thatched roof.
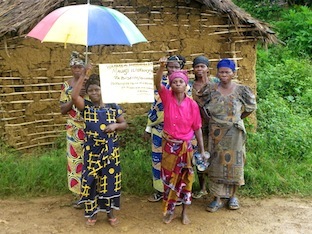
[197,0,279,44]
[0,0,279,44]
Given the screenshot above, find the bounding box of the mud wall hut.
[0,0,278,151]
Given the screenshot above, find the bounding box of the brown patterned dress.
[195,82,257,198]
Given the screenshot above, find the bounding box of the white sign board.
[99,62,154,103]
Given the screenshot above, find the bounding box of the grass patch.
[0,143,68,198]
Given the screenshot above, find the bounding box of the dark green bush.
[274,6,312,57]
[257,50,312,114]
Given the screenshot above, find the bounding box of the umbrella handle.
[85,46,88,65]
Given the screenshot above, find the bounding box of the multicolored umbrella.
[27,3,147,63]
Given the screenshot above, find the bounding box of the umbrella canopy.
[27,3,147,62]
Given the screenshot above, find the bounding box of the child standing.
[154,57,206,225]
[71,73,127,226]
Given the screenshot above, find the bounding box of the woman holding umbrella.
[60,51,88,208]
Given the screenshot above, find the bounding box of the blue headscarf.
[217,59,236,71]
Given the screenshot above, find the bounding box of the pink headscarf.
[168,70,189,85]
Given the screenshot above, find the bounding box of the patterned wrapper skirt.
[207,122,246,198]
[79,145,121,218]
[66,122,84,195]
[161,132,194,215]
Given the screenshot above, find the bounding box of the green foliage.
[234,3,312,58]
[287,0,312,7]
[243,126,312,196]
[255,95,311,161]
[274,6,312,57]
[233,0,285,21]
[119,115,153,195]
[257,50,312,114]
[0,146,68,198]
[240,9,312,195]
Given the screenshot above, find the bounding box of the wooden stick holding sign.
[99,62,154,103]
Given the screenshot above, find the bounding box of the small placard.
[99,62,154,103]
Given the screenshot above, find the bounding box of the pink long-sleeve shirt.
[159,85,202,141]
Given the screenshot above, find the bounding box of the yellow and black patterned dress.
[79,100,123,218]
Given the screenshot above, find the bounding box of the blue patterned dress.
[146,75,171,192]
[79,100,123,218]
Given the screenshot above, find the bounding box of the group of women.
[60,51,257,226]
[145,54,257,223]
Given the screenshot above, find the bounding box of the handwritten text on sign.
[99,62,154,103]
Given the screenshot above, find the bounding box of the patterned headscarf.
[217,58,236,71]
[69,51,85,66]
[167,55,186,69]
[168,70,189,85]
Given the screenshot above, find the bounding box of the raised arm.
[154,57,167,91]
[71,74,87,111]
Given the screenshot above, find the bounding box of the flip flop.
[192,190,208,199]
[72,202,84,209]
[228,197,240,210]
[176,200,183,206]
[206,200,224,212]
[86,218,97,226]
[147,192,163,202]
[108,217,119,226]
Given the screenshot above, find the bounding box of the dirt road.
[0,194,311,234]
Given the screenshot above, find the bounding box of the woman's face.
[167,61,181,75]
[171,78,187,94]
[217,67,234,83]
[193,63,209,79]
[71,65,84,78]
[87,84,101,103]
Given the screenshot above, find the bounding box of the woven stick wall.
[0,0,261,151]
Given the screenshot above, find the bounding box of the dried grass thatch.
[197,0,279,45]
[0,0,279,45]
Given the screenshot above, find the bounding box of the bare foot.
[182,213,191,225]
[163,213,176,224]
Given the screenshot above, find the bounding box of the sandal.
[228,197,240,210]
[72,201,84,210]
[176,200,183,206]
[192,190,208,199]
[148,192,163,202]
[86,215,97,226]
[108,217,119,226]
[206,200,224,212]
[72,194,84,209]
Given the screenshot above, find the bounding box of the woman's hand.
[159,57,167,68]
[85,63,93,77]
[143,131,151,141]
[104,123,117,133]
[78,64,93,96]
